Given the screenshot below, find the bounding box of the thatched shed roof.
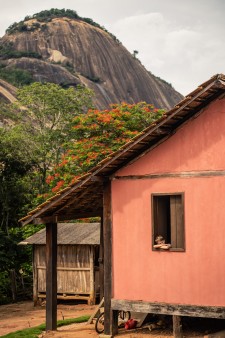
[20,74,225,225]
[19,223,100,245]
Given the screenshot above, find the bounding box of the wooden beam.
[33,216,58,225]
[90,176,109,182]
[29,210,102,225]
[113,170,225,181]
[46,223,57,331]
[103,181,112,335]
[37,266,91,271]
[111,299,225,319]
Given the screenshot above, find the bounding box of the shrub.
[0,42,42,60]
[5,9,120,42]
[0,65,33,86]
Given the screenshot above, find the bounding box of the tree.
[0,126,37,233]
[0,82,95,303]
[0,125,38,303]
[0,81,94,227]
[0,99,163,303]
[45,102,164,195]
[133,50,139,58]
[15,82,94,192]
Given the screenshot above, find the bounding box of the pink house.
[21,74,225,336]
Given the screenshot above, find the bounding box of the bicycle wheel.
[95,312,105,334]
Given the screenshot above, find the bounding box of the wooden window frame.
[151,192,185,252]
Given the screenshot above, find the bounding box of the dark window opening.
[152,193,185,251]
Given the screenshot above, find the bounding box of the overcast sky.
[0,0,224,96]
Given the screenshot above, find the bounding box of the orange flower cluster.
[43,102,164,196]
[52,180,65,193]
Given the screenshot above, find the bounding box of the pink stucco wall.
[112,98,225,307]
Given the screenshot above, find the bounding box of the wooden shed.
[20,74,225,336]
[20,223,100,305]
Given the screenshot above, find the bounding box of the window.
[152,193,185,251]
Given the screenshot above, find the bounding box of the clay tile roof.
[20,74,225,225]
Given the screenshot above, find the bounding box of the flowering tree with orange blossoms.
[44,102,164,196]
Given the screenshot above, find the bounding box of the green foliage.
[0,316,90,338]
[6,21,41,35]
[0,81,93,222]
[1,326,44,338]
[22,223,45,239]
[45,102,164,194]
[86,75,101,83]
[0,103,21,121]
[32,8,79,21]
[0,41,38,86]
[0,42,42,60]
[6,9,77,34]
[0,65,33,87]
[0,82,95,304]
[0,271,11,304]
[0,229,18,271]
[0,125,38,303]
[5,8,120,42]
[0,227,32,304]
[15,82,94,193]
[0,126,38,232]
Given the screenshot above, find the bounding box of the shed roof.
[19,222,100,245]
[20,74,225,225]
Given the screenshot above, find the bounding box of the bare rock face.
[0,16,183,109]
[0,79,17,103]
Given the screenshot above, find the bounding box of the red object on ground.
[125,319,137,330]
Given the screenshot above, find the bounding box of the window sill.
[152,248,185,252]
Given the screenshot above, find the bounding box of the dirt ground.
[0,301,225,338]
[0,301,95,336]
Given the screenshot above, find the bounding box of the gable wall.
[117,98,225,175]
[111,98,225,306]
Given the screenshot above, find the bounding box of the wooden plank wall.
[34,244,95,302]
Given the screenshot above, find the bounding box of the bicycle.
[95,310,131,334]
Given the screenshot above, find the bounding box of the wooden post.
[112,310,118,336]
[99,215,104,301]
[89,246,94,305]
[46,222,57,331]
[173,315,183,338]
[103,181,112,336]
[33,246,38,305]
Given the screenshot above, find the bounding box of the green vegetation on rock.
[5,8,120,42]
[0,42,42,60]
[0,64,33,87]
